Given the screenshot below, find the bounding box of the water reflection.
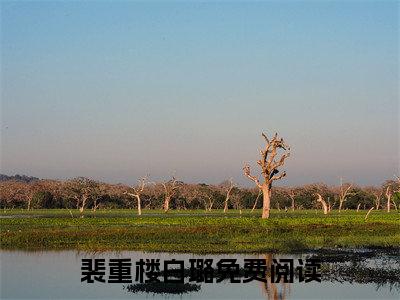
[261,254,290,300]
[121,250,399,298]
[124,282,201,294]
[1,249,399,299]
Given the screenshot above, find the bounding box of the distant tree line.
[0,174,39,183]
[1,175,399,214]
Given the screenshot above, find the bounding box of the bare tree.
[288,188,296,211]
[365,207,374,220]
[316,193,328,215]
[162,177,179,212]
[125,176,151,216]
[64,177,99,217]
[327,196,336,212]
[231,192,243,214]
[251,190,262,212]
[338,178,352,212]
[243,132,290,219]
[383,179,399,212]
[385,186,392,212]
[372,189,382,210]
[222,179,234,213]
[195,185,216,212]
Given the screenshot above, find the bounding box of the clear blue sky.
[1,1,398,186]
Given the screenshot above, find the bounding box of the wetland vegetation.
[1,209,398,253]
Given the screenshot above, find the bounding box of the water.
[1,250,399,299]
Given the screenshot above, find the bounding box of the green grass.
[1,209,399,253]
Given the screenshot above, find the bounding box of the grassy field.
[1,209,399,253]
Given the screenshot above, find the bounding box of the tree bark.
[261,186,271,219]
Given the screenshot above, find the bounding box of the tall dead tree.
[162,177,179,212]
[243,132,290,219]
[223,179,234,213]
[338,178,352,212]
[125,177,150,216]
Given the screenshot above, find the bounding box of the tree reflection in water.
[260,254,289,300]
[123,250,399,297]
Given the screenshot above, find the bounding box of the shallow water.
[1,250,398,299]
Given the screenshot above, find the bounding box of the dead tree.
[327,197,336,212]
[288,189,296,211]
[365,207,374,220]
[223,179,234,213]
[373,190,382,210]
[125,177,150,216]
[316,193,328,215]
[203,195,214,212]
[243,132,290,219]
[251,190,262,212]
[64,178,99,217]
[231,192,243,215]
[162,177,179,212]
[385,186,392,212]
[338,178,352,212]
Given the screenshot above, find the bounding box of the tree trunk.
[317,194,328,215]
[387,197,391,212]
[137,196,142,216]
[356,203,361,212]
[392,199,398,211]
[79,195,87,218]
[261,186,271,219]
[164,197,170,212]
[365,207,374,220]
[385,186,392,212]
[93,199,98,212]
[251,191,261,212]
[223,199,229,213]
[375,198,380,210]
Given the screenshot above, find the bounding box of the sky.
[1,1,398,187]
